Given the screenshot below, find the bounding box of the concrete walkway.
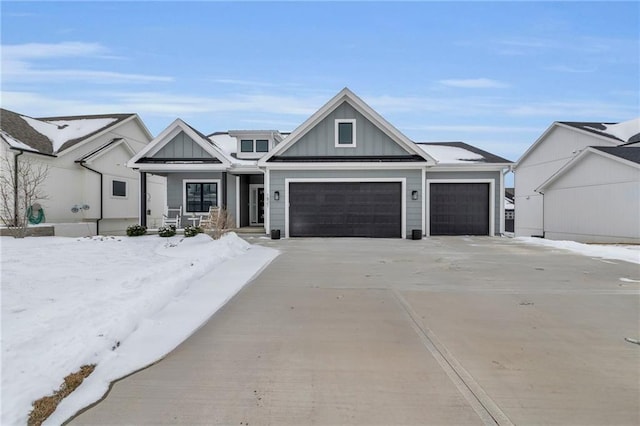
[71,237,640,425]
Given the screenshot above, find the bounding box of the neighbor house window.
[185,182,217,212]
[255,139,269,152]
[240,139,254,152]
[335,119,356,147]
[112,180,127,197]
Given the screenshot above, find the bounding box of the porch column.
[140,171,147,227]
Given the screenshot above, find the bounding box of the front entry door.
[250,185,264,225]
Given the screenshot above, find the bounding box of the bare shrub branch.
[0,154,49,238]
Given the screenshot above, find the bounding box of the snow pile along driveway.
[517,237,640,264]
[1,233,278,425]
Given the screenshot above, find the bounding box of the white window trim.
[240,139,254,153]
[182,179,221,214]
[111,179,128,199]
[334,119,357,148]
[425,178,495,237]
[284,177,406,239]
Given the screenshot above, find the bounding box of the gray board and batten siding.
[153,131,214,159]
[268,169,424,238]
[278,102,412,158]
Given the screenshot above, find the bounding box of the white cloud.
[439,78,510,89]
[1,41,172,84]
[2,41,106,59]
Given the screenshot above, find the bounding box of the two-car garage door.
[289,182,402,238]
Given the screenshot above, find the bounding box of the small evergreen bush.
[126,224,147,237]
[183,225,202,237]
[158,224,176,237]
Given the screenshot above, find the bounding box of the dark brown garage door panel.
[430,183,489,235]
[289,182,402,238]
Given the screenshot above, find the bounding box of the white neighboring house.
[0,108,166,236]
[514,118,640,243]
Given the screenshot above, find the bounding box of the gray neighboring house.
[129,88,512,238]
[514,118,640,243]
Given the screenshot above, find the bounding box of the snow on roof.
[417,144,484,163]
[1,130,36,151]
[20,116,118,153]
[602,118,640,143]
[208,133,237,154]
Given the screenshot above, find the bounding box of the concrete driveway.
[71,236,640,425]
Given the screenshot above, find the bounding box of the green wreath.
[27,203,45,225]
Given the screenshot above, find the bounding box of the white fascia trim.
[133,163,229,172]
[284,177,407,239]
[228,165,263,174]
[334,118,357,148]
[182,178,222,214]
[265,162,427,170]
[430,164,512,172]
[535,147,640,193]
[425,178,495,237]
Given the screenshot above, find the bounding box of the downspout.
[222,172,227,210]
[78,161,103,235]
[13,150,23,226]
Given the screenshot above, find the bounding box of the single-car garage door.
[430,183,490,235]
[289,182,402,238]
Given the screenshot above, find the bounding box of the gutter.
[77,160,103,235]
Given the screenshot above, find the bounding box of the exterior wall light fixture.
[411,190,419,201]
[273,191,280,201]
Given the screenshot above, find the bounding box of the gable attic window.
[112,180,127,197]
[256,139,269,152]
[335,119,356,147]
[240,139,254,152]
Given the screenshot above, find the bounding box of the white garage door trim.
[285,177,407,238]
[425,178,495,237]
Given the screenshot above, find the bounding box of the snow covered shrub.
[158,225,176,237]
[126,224,147,237]
[183,225,202,237]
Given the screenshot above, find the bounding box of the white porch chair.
[162,206,182,227]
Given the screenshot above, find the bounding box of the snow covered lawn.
[1,233,278,425]
[517,237,640,264]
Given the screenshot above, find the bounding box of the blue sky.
[2,1,638,169]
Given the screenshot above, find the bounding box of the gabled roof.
[258,88,437,166]
[516,118,640,167]
[128,118,232,169]
[0,108,146,155]
[536,146,640,192]
[417,142,512,164]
